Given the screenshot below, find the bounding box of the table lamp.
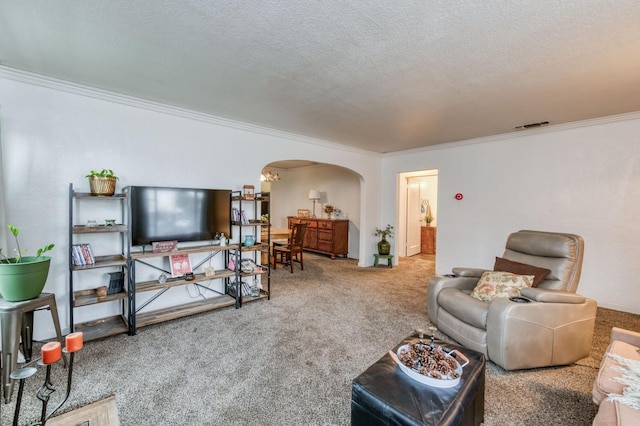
[308,189,321,217]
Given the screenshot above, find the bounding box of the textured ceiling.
[1,1,640,153]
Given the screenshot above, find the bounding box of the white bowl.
[391,344,468,388]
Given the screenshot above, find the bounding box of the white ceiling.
[2,1,640,153]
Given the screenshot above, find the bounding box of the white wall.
[269,164,361,258]
[0,72,382,339]
[383,114,640,314]
[2,69,638,345]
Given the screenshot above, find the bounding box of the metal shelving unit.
[68,184,130,341]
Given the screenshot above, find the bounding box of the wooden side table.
[420,226,436,254]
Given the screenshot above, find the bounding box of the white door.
[406,181,421,256]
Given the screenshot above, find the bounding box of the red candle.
[65,332,84,353]
[41,341,62,365]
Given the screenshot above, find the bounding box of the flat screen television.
[129,186,231,246]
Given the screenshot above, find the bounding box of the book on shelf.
[240,258,258,273]
[229,281,252,296]
[232,207,250,224]
[72,243,95,266]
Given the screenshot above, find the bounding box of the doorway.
[398,170,438,258]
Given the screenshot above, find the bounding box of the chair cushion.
[593,340,640,404]
[494,257,550,287]
[502,230,583,292]
[593,399,640,426]
[469,271,533,303]
[438,288,489,329]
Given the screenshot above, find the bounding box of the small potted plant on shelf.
[323,204,335,219]
[425,215,434,226]
[374,224,394,255]
[0,224,55,301]
[86,169,118,196]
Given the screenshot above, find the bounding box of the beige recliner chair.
[427,230,597,370]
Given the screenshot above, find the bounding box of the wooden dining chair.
[272,223,307,273]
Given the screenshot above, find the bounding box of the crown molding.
[0,66,380,158]
[386,110,640,157]
[3,65,638,159]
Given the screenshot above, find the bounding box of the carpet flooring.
[2,253,638,425]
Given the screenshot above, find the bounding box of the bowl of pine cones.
[392,341,469,387]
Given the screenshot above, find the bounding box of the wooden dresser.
[288,216,349,259]
[421,226,436,254]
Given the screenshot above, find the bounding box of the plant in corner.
[0,224,55,301]
[86,168,118,196]
[374,224,394,255]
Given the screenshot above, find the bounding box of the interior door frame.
[405,179,422,256]
[397,169,438,258]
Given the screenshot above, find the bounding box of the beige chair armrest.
[610,327,640,347]
[520,287,586,304]
[486,297,597,369]
[451,267,488,278]
[427,275,480,324]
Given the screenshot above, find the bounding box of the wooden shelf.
[130,243,239,260]
[135,270,236,293]
[228,290,269,303]
[231,195,270,202]
[74,288,127,307]
[74,315,129,342]
[240,243,269,253]
[71,254,127,271]
[244,290,269,303]
[240,269,268,278]
[232,220,269,226]
[135,296,237,328]
[73,224,128,234]
[72,191,127,199]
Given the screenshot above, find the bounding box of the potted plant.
[425,215,434,226]
[86,169,118,196]
[374,224,394,255]
[0,225,55,301]
[323,204,335,219]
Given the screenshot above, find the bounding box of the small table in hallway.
[373,253,393,267]
[351,332,485,425]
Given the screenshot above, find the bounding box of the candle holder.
[428,326,438,349]
[9,333,83,426]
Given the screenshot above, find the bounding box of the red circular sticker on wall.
[455,193,463,200]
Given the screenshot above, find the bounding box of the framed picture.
[297,209,310,218]
[170,253,192,278]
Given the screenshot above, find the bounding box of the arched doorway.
[260,160,362,260]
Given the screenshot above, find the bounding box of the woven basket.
[88,176,116,196]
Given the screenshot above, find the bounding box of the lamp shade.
[308,189,321,200]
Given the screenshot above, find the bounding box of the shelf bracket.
[133,259,171,275]
[135,288,170,313]
[192,251,220,270]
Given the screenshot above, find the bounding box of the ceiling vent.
[515,121,550,130]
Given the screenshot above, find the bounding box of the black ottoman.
[351,333,485,425]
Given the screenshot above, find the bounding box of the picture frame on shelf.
[170,253,192,278]
[297,209,310,218]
